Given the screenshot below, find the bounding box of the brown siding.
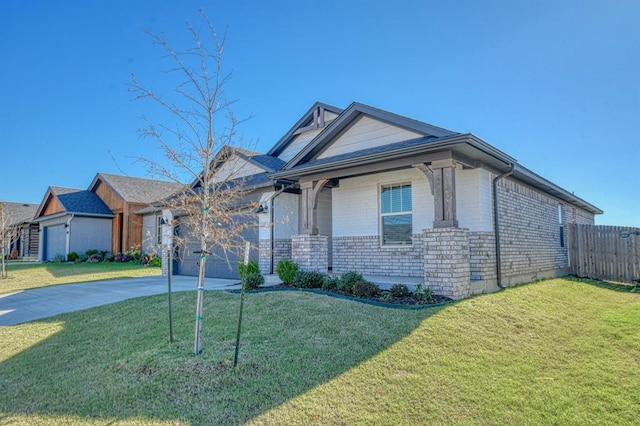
[42,194,64,216]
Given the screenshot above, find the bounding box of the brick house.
[158,102,602,298]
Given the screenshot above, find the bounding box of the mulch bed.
[258,284,453,307]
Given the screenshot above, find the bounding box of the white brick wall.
[332,168,432,237]
[456,168,493,232]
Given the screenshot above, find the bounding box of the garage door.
[176,216,259,279]
[44,225,66,261]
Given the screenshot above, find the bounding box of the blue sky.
[1,0,638,226]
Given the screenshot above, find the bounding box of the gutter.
[493,164,515,289]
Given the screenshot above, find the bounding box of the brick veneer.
[423,228,471,299]
[292,234,328,273]
[259,239,292,274]
[331,235,424,277]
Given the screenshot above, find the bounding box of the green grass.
[0,278,638,425]
[0,262,161,294]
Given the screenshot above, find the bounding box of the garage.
[175,215,259,279]
[43,224,66,261]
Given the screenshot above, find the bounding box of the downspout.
[493,165,515,289]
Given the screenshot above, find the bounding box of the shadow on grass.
[0,290,444,425]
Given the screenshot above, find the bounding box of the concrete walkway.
[0,275,281,326]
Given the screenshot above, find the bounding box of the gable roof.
[89,173,184,204]
[0,202,39,226]
[267,102,343,158]
[35,186,114,219]
[283,102,457,170]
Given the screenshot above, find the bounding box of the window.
[157,215,163,245]
[381,183,412,245]
[558,205,564,248]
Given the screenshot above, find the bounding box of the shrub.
[67,252,79,262]
[238,259,260,279]
[10,248,18,259]
[390,283,410,298]
[52,254,65,263]
[87,253,102,263]
[293,271,325,288]
[338,271,364,293]
[149,256,162,267]
[114,253,133,262]
[244,272,265,290]
[106,255,115,262]
[353,281,380,298]
[79,254,89,263]
[276,259,299,284]
[414,283,433,300]
[322,276,340,291]
[125,248,143,263]
[85,249,98,257]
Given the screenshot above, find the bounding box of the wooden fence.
[567,224,640,284]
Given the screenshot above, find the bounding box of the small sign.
[620,232,630,239]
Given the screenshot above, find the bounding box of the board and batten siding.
[317,116,423,160]
[141,213,160,254]
[277,128,323,163]
[213,156,265,183]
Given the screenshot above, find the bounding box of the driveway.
[0,275,266,326]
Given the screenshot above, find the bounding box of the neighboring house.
[1,202,39,258]
[34,187,114,261]
[153,102,602,298]
[88,173,182,255]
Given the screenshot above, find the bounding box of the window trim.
[379,181,413,247]
[156,215,163,246]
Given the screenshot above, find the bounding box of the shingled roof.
[0,202,39,226]
[90,173,184,204]
[49,187,113,215]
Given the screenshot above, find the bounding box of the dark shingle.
[95,173,184,204]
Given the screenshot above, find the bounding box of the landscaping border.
[225,287,454,310]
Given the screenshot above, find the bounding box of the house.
[88,173,182,255]
[34,187,114,261]
[154,102,602,297]
[1,202,39,258]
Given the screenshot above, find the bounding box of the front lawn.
[0,262,161,294]
[0,278,638,425]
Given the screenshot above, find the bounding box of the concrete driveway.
[0,275,247,326]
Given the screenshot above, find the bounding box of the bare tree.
[0,202,17,279]
[129,10,256,354]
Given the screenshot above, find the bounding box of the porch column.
[300,179,329,235]
[414,159,458,228]
[423,227,471,300]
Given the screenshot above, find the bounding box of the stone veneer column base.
[423,228,471,300]
[292,234,328,273]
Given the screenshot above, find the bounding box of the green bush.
[390,284,410,298]
[149,256,162,267]
[353,281,380,298]
[322,276,340,291]
[67,252,79,262]
[85,249,98,257]
[238,259,260,279]
[293,271,325,288]
[244,272,265,290]
[414,283,433,300]
[338,271,364,293]
[52,254,66,263]
[125,248,143,263]
[276,259,299,284]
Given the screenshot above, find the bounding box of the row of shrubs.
[237,258,433,302]
[58,248,161,267]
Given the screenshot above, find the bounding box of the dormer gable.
[267,102,343,163]
[283,102,457,170]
